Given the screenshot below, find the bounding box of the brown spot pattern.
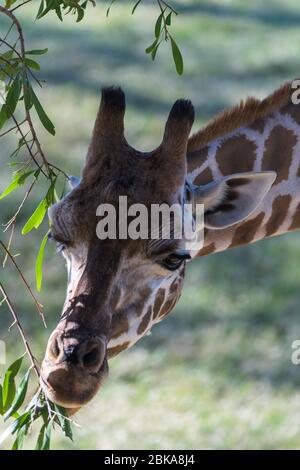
[262,126,296,183]
[169,279,178,294]
[137,306,152,335]
[281,102,300,126]
[229,212,265,248]
[197,242,216,257]
[289,201,300,231]
[158,298,176,319]
[188,147,209,173]
[108,341,130,358]
[153,288,165,319]
[216,135,256,175]
[110,313,129,340]
[265,195,292,236]
[250,118,265,133]
[193,166,213,186]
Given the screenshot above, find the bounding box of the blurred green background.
[1,0,300,449]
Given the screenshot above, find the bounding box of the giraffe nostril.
[79,338,106,371]
[82,347,100,367]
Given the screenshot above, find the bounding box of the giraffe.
[188,80,300,256]
[40,81,300,411]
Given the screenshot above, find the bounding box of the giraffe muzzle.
[40,331,108,408]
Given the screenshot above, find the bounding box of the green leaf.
[46,176,58,206]
[30,87,55,135]
[17,170,35,186]
[0,411,30,447]
[0,170,34,200]
[106,0,116,17]
[5,0,18,8]
[24,58,41,71]
[36,0,45,19]
[4,369,31,421]
[21,198,47,235]
[0,77,21,130]
[2,371,16,412]
[55,5,63,21]
[23,83,33,111]
[13,410,32,433]
[0,107,7,130]
[132,0,142,14]
[0,384,3,415]
[0,50,13,62]
[12,426,26,450]
[36,232,49,292]
[36,424,45,450]
[2,356,24,412]
[2,356,24,413]
[76,6,84,22]
[8,356,24,379]
[166,12,172,26]
[0,179,20,201]
[151,44,159,61]
[5,75,22,118]
[43,421,52,450]
[145,39,158,54]
[37,0,56,19]
[26,48,48,56]
[170,36,184,75]
[36,420,52,450]
[155,12,163,38]
[54,405,73,441]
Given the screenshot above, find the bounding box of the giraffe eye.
[161,253,191,271]
[48,231,66,253]
[56,242,66,253]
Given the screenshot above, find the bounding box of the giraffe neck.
[187,87,300,257]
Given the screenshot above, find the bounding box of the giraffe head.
[40,87,276,409]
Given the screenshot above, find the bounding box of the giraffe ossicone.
[40,81,300,411]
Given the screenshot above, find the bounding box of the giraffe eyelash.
[48,231,70,252]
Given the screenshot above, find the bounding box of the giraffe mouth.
[40,358,109,408]
[40,331,109,408]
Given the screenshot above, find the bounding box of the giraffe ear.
[194,171,276,229]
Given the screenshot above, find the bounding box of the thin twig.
[49,163,69,180]
[0,38,42,87]
[0,240,47,326]
[10,0,34,14]
[0,5,69,183]
[3,179,36,231]
[0,7,51,173]
[0,119,26,138]
[160,0,177,15]
[0,282,40,378]
[9,112,47,176]
[0,21,14,47]
[2,221,15,267]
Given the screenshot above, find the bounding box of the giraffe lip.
[40,357,108,407]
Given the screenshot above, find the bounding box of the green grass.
[1,0,300,449]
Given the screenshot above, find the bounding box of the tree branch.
[0,240,47,327]
[0,282,40,378]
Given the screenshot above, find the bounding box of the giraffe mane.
[188,80,293,152]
